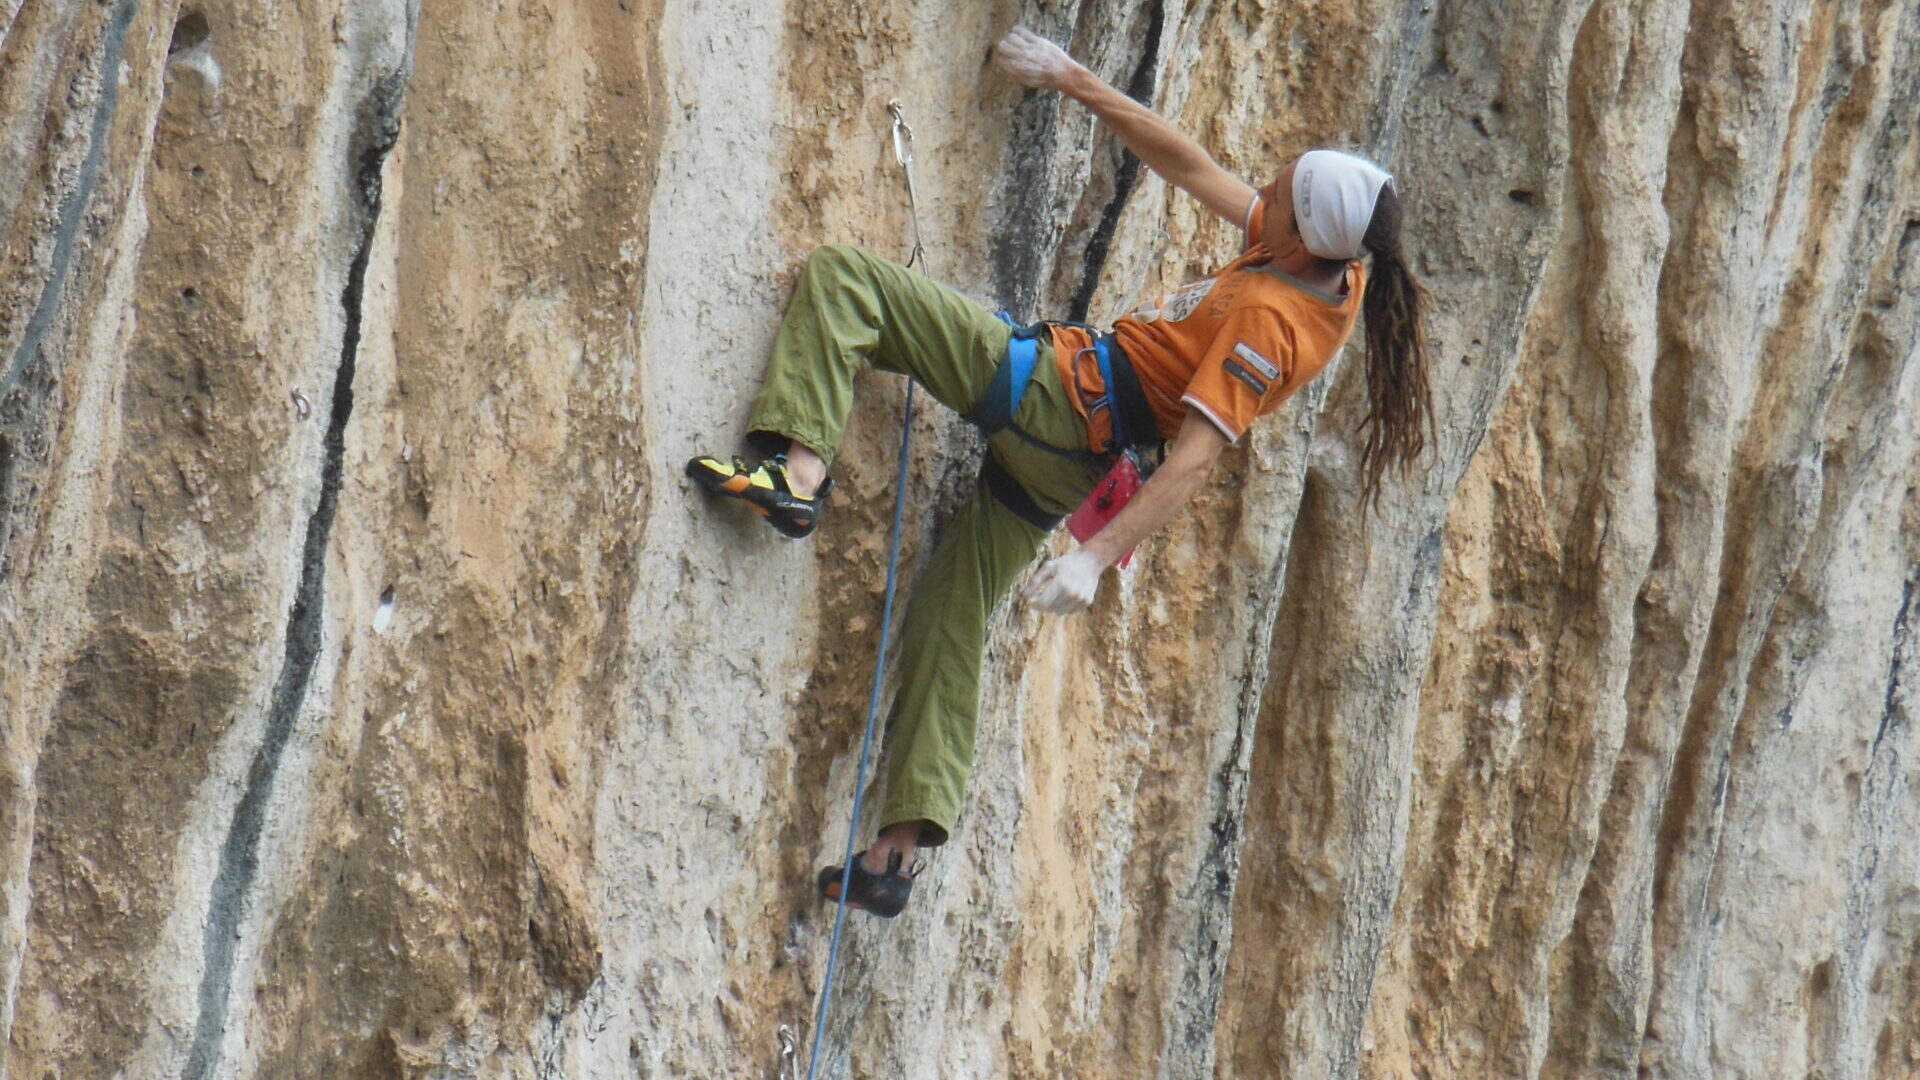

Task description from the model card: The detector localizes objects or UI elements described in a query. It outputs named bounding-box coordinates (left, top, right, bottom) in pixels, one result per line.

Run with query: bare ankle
left=863, top=821, right=926, bottom=874
left=783, top=444, right=827, bottom=499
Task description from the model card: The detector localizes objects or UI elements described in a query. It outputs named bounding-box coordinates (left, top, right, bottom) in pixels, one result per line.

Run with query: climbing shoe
left=684, top=454, right=833, bottom=539
left=817, top=849, right=919, bottom=918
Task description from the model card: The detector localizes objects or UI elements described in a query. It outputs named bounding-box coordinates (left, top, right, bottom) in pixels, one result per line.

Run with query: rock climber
left=687, top=25, right=1434, bottom=917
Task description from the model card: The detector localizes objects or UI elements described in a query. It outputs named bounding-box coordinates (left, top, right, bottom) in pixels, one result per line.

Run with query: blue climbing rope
left=800, top=99, right=925, bottom=1080
left=802, top=380, right=913, bottom=1080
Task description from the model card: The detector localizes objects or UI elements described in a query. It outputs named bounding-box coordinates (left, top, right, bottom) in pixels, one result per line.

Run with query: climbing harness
left=800, top=99, right=924, bottom=1080
left=960, top=313, right=1042, bottom=434
left=1069, top=334, right=1159, bottom=459
left=968, top=314, right=1158, bottom=457
left=972, top=320, right=1162, bottom=532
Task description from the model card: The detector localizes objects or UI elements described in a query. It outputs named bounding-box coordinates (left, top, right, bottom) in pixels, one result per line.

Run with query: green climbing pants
left=748, top=244, right=1101, bottom=847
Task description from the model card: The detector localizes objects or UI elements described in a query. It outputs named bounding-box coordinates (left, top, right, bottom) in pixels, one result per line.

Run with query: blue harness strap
left=962, top=312, right=1041, bottom=434
left=1091, top=335, right=1125, bottom=451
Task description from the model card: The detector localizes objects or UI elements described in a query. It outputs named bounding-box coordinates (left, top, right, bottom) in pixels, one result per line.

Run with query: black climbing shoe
left=684, top=454, right=833, bottom=539
left=817, top=849, right=918, bottom=918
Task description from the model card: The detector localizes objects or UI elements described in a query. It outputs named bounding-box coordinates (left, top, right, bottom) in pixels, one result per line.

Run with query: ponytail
left=1356, top=182, right=1434, bottom=509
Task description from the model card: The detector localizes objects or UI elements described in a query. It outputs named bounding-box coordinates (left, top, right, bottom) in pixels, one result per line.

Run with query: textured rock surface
left=2, top=0, right=1916, bottom=1077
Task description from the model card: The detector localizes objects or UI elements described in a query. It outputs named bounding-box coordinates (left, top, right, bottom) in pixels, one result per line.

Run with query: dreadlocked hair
left=1355, top=181, right=1434, bottom=509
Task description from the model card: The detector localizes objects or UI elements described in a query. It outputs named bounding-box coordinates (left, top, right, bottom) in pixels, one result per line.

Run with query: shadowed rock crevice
left=168, top=9, right=211, bottom=55
left=1876, top=578, right=1913, bottom=750
left=0, top=433, right=12, bottom=575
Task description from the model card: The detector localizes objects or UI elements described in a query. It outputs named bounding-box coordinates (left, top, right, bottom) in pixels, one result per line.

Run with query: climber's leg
left=694, top=245, right=1008, bottom=536
left=870, top=353, right=1101, bottom=854
left=871, top=474, right=1052, bottom=851
left=745, top=244, right=1011, bottom=469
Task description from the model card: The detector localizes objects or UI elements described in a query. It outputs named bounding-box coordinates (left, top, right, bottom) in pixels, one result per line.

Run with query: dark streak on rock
left=2, top=0, right=140, bottom=400
left=1066, top=0, right=1163, bottom=323
left=1873, top=578, right=1913, bottom=752
left=180, top=69, right=409, bottom=1080
left=0, top=434, right=12, bottom=567
left=991, top=90, right=1061, bottom=317
left=1894, top=220, right=1920, bottom=295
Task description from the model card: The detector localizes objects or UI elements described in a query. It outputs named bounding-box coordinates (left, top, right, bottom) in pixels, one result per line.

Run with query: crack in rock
left=3, top=0, right=140, bottom=400
left=1068, top=0, right=1164, bottom=324
left=180, top=68, right=410, bottom=1080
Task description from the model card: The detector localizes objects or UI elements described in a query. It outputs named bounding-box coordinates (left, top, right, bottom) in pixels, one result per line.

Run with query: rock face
left=2, top=0, right=1915, bottom=1076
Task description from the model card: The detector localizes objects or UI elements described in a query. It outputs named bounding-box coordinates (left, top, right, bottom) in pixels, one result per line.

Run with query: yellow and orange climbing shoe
left=684, top=454, right=833, bottom=539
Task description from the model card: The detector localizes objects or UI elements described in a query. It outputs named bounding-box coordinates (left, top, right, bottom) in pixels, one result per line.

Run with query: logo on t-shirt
left=1132, top=277, right=1215, bottom=324
left=1223, top=357, right=1269, bottom=394
left=1232, top=342, right=1280, bottom=381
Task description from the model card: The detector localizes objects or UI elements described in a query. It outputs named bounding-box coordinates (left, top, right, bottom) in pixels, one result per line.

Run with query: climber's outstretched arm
left=995, top=26, right=1256, bottom=228
left=1025, top=410, right=1229, bottom=614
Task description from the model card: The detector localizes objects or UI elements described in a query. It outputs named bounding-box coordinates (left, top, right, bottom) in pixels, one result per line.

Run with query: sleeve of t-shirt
left=1243, top=194, right=1265, bottom=251
left=1179, top=310, right=1295, bottom=442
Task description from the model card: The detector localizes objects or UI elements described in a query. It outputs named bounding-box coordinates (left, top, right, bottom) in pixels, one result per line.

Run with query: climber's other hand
left=1027, top=548, right=1103, bottom=615
left=994, top=25, right=1079, bottom=92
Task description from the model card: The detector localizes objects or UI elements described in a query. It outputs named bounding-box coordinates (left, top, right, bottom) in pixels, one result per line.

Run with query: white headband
left=1291, top=150, right=1393, bottom=261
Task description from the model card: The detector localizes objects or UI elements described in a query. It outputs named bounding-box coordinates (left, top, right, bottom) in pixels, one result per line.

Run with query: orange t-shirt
left=1051, top=196, right=1364, bottom=449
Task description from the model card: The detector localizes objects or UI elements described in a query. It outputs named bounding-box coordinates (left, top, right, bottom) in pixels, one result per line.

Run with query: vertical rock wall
left=1, top=1, right=1915, bottom=1078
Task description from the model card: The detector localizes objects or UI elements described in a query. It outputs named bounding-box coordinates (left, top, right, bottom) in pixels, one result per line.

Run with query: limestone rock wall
left=1, top=1, right=1915, bottom=1078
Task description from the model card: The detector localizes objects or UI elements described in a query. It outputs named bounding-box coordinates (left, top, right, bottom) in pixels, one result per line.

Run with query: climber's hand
left=994, top=25, right=1081, bottom=92
left=1027, top=548, right=1104, bottom=615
